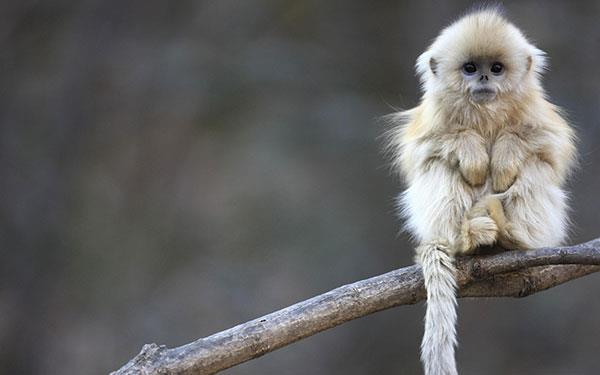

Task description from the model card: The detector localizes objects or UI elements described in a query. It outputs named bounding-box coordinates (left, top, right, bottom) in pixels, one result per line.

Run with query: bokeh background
left=2, top=1, right=599, bottom=374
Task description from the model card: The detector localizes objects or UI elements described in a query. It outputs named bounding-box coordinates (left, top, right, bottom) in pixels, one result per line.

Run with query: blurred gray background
left=2, top=1, right=599, bottom=374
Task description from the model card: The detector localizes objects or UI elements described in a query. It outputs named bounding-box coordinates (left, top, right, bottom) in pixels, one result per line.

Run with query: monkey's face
left=417, top=12, right=546, bottom=107
left=460, top=59, right=506, bottom=103
left=426, top=52, right=530, bottom=106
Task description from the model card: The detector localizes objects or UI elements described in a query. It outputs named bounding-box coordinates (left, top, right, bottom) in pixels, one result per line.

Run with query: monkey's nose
left=479, top=75, right=489, bottom=81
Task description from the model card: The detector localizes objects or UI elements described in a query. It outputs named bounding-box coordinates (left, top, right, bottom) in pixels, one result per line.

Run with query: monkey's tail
left=418, top=241, right=459, bottom=375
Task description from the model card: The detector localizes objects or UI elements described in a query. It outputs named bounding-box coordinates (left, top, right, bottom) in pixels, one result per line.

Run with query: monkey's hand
left=449, top=131, right=489, bottom=187
left=456, top=196, right=502, bottom=255
left=491, top=132, right=528, bottom=192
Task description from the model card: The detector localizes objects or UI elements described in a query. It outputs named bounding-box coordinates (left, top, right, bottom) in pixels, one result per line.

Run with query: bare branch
left=111, top=238, right=600, bottom=375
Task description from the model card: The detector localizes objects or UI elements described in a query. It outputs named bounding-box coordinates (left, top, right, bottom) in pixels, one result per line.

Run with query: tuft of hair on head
left=462, top=2, right=507, bottom=19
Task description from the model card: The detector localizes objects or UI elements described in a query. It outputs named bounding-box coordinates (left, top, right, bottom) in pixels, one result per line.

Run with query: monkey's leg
left=401, top=161, right=497, bottom=257
left=497, top=158, right=569, bottom=249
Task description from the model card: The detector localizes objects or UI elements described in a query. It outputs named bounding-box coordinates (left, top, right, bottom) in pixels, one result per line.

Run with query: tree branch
left=111, top=238, right=600, bottom=375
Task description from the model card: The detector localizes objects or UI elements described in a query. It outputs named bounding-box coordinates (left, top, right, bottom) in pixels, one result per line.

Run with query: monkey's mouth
left=471, top=87, right=497, bottom=103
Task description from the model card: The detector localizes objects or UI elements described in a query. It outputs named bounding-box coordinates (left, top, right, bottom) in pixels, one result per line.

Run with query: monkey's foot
left=457, top=196, right=508, bottom=254
left=458, top=216, right=498, bottom=254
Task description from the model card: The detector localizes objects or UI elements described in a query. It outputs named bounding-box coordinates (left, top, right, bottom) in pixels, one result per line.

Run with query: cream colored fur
left=387, top=9, right=576, bottom=375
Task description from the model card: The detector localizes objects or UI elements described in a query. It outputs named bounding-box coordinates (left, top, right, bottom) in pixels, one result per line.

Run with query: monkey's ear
left=429, top=58, right=438, bottom=75
left=526, top=56, right=533, bottom=71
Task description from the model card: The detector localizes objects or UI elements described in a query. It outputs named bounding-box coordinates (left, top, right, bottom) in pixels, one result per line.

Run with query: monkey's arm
left=497, top=123, right=576, bottom=249
left=398, top=122, right=489, bottom=187
left=490, top=130, right=530, bottom=193
left=439, top=129, right=489, bottom=187
left=492, top=104, right=576, bottom=193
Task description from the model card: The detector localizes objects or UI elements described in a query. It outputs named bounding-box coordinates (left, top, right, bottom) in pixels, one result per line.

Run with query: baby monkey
left=387, top=9, right=576, bottom=375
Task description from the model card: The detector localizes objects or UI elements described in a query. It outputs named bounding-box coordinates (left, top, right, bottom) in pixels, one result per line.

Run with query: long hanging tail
left=418, top=241, right=459, bottom=375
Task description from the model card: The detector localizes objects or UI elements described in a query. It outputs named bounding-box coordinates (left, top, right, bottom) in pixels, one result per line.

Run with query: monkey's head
left=416, top=9, right=546, bottom=106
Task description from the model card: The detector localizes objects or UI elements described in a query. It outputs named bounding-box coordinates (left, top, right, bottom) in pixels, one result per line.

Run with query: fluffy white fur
left=418, top=241, right=458, bottom=375
left=387, top=9, right=576, bottom=375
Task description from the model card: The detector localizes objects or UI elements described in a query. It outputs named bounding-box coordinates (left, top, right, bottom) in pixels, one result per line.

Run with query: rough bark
left=112, top=238, right=600, bottom=375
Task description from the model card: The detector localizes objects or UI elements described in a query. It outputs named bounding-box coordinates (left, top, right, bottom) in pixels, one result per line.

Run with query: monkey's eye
left=462, top=62, right=477, bottom=74
left=490, top=62, right=504, bottom=74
